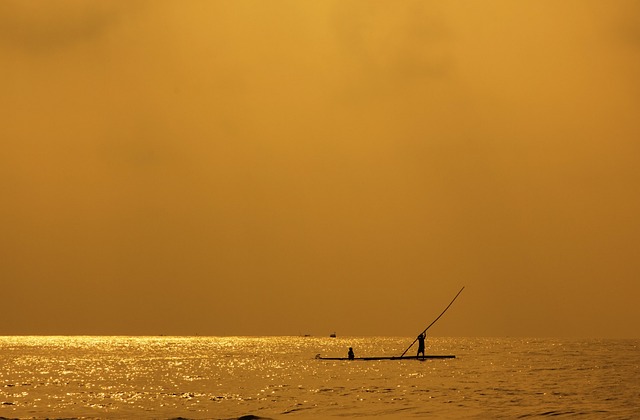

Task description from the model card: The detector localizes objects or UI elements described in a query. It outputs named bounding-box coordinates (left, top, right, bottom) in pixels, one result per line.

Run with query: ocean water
left=1, top=336, right=638, bottom=419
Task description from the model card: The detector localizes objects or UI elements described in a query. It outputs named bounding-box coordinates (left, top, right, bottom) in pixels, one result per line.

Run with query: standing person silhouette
left=348, top=347, right=355, bottom=360
left=417, top=333, right=426, bottom=358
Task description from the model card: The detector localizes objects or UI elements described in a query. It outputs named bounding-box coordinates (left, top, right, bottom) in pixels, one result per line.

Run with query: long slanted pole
left=400, top=286, right=465, bottom=357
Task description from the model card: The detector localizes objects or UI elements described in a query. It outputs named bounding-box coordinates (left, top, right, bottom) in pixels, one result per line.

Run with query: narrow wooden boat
left=315, top=354, right=455, bottom=361
left=315, top=287, right=464, bottom=363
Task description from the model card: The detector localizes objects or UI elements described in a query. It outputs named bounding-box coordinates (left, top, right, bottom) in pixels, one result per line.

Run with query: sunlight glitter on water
left=1, top=336, right=639, bottom=419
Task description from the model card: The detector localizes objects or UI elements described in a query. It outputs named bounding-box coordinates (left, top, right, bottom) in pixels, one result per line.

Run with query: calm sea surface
left=1, top=336, right=638, bottom=419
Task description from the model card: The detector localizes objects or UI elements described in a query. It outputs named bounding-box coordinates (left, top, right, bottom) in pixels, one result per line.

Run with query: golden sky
left=2, top=0, right=639, bottom=337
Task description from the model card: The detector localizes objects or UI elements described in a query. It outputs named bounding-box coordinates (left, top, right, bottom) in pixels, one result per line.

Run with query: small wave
left=169, top=416, right=272, bottom=420
left=281, top=403, right=315, bottom=415
left=518, top=409, right=610, bottom=418
left=517, top=410, right=575, bottom=418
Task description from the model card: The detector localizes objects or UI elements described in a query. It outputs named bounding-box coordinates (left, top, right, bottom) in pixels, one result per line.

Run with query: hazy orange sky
left=2, top=1, right=639, bottom=338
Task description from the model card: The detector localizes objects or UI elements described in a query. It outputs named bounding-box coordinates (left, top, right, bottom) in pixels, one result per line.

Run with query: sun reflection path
left=0, top=335, right=468, bottom=418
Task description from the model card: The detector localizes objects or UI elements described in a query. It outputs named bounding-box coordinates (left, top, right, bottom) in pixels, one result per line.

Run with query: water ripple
left=0, top=336, right=638, bottom=419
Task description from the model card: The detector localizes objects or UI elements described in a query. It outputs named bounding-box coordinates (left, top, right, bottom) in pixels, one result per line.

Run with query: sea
left=1, top=336, right=638, bottom=419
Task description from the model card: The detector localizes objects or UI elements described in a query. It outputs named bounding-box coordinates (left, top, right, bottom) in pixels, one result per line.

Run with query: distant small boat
left=316, top=354, right=455, bottom=361
left=329, top=332, right=336, bottom=338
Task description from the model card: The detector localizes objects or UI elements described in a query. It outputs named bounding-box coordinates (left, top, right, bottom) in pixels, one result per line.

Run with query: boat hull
left=315, top=355, right=455, bottom=361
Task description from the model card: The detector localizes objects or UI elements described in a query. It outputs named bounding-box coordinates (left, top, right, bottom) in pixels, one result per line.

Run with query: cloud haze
left=1, top=1, right=639, bottom=337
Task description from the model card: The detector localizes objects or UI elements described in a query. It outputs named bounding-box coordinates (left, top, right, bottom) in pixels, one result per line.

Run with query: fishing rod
left=399, top=286, right=465, bottom=357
